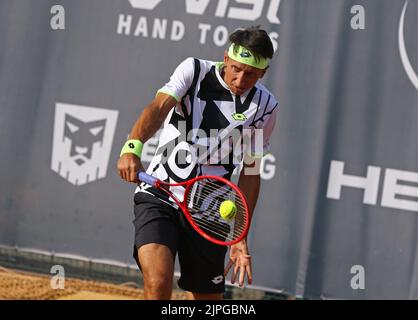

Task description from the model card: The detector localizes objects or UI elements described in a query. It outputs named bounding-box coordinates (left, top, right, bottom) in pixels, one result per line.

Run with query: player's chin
left=234, top=88, right=246, bottom=95
left=231, top=86, right=247, bottom=95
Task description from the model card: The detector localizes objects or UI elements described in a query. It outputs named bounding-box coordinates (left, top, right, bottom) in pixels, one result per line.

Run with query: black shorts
left=132, top=192, right=228, bottom=293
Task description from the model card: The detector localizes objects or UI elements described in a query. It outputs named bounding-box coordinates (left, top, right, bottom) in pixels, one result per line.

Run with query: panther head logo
left=51, top=103, right=119, bottom=186
left=64, top=114, right=107, bottom=166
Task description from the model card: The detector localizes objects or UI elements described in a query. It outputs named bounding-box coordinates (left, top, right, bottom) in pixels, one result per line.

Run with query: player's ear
left=224, top=51, right=229, bottom=64
left=259, top=66, right=269, bottom=79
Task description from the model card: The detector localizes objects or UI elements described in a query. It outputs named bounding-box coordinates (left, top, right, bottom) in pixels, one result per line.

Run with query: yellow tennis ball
left=219, top=200, right=237, bottom=220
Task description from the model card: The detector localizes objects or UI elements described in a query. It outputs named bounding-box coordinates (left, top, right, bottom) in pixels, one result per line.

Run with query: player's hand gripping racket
left=138, top=172, right=250, bottom=246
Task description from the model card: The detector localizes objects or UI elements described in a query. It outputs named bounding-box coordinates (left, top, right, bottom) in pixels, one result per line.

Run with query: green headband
left=227, top=44, right=269, bottom=70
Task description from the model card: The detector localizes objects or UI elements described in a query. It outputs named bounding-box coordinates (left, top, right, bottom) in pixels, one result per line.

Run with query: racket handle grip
left=137, top=172, right=158, bottom=187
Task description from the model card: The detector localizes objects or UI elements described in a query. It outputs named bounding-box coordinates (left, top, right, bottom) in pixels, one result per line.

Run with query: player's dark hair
left=229, top=26, right=274, bottom=61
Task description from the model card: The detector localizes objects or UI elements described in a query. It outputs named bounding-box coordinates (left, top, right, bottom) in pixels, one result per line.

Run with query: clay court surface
left=0, top=266, right=186, bottom=300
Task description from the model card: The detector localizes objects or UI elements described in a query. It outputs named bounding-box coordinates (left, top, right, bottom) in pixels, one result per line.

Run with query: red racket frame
left=147, top=174, right=250, bottom=246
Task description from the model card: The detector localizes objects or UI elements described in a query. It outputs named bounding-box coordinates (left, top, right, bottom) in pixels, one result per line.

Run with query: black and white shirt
left=136, top=57, right=278, bottom=205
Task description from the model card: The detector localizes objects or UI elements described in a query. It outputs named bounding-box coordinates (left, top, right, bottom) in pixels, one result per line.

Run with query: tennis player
left=117, top=26, right=278, bottom=300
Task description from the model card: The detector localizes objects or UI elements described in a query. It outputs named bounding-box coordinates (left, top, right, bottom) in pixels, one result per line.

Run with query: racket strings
left=187, top=181, right=247, bottom=212
left=188, top=183, right=245, bottom=215
left=187, top=181, right=247, bottom=217
left=188, top=207, right=246, bottom=232
left=192, top=212, right=246, bottom=242
left=190, top=213, right=232, bottom=234
left=194, top=220, right=235, bottom=241
left=192, top=215, right=246, bottom=239
left=185, top=179, right=248, bottom=242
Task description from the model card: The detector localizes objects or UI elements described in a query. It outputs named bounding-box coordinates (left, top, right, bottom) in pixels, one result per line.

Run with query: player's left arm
left=224, top=157, right=261, bottom=287
left=238, top=157, right=261, bottom=225
left=224, top=95, right=278, bottom=287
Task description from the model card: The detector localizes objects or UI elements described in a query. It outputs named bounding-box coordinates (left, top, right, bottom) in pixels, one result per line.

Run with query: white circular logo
left=399, top=0, right=418, bottom=91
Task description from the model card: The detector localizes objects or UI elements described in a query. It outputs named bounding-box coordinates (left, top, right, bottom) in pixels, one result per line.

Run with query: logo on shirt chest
left=231, top=112, right=247, bottom=121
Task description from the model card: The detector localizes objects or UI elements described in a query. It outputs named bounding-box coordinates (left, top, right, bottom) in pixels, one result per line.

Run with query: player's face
left=222, top=53, right=267, bottom=95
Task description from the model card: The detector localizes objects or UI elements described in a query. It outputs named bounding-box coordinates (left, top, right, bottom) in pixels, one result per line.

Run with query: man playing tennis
left=117, top=26, right=278, bottom=300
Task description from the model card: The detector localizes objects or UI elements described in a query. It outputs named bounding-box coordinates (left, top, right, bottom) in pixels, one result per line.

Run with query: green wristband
left=120, top=139, right=143, bottom=158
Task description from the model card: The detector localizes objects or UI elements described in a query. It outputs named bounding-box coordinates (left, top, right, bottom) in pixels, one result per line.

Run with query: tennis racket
left=137, top=171, right=250, bottom=246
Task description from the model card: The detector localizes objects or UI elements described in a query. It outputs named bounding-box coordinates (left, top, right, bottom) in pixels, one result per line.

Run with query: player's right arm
left=117, top=93, right=177, bottom=183
left=117, top=57, right=196, bottom=183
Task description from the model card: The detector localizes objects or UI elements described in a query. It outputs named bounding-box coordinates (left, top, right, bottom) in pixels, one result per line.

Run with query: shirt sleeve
left=157, top=57, right=195, bottom=102
left=247, top=96, right=278, bottom=158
